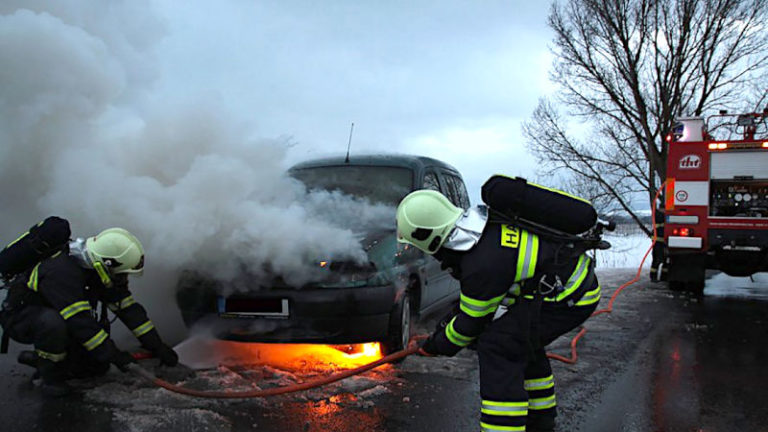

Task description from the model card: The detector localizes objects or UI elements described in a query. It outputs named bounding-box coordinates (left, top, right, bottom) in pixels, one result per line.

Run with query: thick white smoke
left=0, top=2, right=393, bottom=344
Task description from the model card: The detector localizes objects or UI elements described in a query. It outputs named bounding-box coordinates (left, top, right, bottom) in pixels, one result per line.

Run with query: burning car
left=175, top=155, right=469, bottom=353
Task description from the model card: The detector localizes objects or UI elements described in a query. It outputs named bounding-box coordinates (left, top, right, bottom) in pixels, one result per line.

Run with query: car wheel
left=383, top=293, right=412, bottom=356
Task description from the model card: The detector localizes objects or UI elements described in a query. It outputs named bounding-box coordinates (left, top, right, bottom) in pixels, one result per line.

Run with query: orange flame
left=198, top=341, right=385, bottom=372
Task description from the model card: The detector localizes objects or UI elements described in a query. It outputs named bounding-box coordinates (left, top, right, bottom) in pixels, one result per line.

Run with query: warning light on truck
left=672, top=228, right=693, bottom=237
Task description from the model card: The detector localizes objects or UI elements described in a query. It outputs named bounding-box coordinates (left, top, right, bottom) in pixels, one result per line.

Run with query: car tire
left=383, top=292, right=412, bottom=357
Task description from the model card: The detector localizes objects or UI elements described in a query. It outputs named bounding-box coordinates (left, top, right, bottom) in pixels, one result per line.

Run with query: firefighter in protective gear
left=1, top=227, right=178, bottom=397
left=397, top=189, right=600, bottom=432
left=650, top=204, right=667, bottom=282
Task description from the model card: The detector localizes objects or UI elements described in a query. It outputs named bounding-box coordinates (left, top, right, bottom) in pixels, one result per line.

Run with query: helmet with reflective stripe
left=396, top=190, right=463, bottom=254
left=85, top=228, right=145, bottom=275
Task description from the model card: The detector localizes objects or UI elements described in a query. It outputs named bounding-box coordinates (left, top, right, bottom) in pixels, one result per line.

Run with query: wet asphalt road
left=1, top=269, right=767, bottom=432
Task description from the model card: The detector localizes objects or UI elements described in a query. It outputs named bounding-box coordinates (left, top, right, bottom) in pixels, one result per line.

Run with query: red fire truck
left=663, top=110, right=768, bottom=292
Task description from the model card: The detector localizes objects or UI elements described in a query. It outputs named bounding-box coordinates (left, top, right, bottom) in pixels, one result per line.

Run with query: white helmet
left=85, top=228, right=145, bottom=276
left=396, top=190, right=463, bottom=254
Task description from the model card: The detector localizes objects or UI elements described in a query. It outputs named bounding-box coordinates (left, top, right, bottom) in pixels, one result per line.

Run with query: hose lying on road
left=546, top=184, right=664, bottom=364
left=129, top=345, right=420, bottom=399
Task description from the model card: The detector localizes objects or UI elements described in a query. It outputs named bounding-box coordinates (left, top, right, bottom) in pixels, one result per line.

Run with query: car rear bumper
left=181, top=283, right=401, bottom=343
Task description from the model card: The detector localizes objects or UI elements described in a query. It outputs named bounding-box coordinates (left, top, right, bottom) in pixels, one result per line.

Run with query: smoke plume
left=0, top=2, right=392, bottom=344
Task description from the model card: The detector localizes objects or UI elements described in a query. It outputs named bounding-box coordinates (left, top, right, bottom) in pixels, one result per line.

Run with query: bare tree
left=524, top=0, right=768, bottom=236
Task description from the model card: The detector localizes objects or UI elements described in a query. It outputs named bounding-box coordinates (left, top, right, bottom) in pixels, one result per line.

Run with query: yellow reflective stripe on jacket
left=108, top=296, right=136, bottom=312
left=528, top=394, right=557, bottom=410
left=445, top=317, right=474, bottom=347
left=480, top=400, right=528, bottom=417
left=35, top=349, right=67, bottom=362
left=459, top=293, right=506, bottom=318
left=59, top=301, right=91, bottom=320
left=25, top=251, right=62, bottom=292
left=524, top=375, right=555, bottom=391
left=27, top=263, right=41, bottom=291
left=132, top=320, right=155, bottom=338
left=514, top=230, right=539, bottom=282
left=548, top=254, right=591, bottom=302
left=83, top=329, right=108, bottom=351
left=575, top=285, right=601, bottom=306
left=480, top=422, right=525, bottom=431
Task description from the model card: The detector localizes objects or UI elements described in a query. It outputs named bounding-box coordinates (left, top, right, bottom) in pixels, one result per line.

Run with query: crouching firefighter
left=396, top=177, right=604, bottom=432
left=0, top=219, right=178, bottom=397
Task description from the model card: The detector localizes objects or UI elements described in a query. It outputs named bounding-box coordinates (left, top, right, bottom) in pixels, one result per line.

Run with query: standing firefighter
left=0, top=218, right=178, bottom=397
left=396, top=177, right=603, bottom=432
left=650, top=202, right=667, bottom=282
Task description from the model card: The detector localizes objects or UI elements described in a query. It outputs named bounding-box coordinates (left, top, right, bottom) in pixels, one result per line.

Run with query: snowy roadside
left=594, top=233, right=652, bottom=270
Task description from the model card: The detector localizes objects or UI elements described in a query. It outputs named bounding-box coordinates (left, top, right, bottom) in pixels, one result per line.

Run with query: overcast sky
left=150, top=1, right=556, bottom=204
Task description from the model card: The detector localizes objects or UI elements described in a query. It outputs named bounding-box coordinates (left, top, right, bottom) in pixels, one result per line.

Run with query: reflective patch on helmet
left=411, top=228, right=433, bottom=241
left=428, top=236, right=442, bottom=252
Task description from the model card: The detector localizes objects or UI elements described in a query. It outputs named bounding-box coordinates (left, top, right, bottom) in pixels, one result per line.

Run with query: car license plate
left=218, top=297, right=289, bottom=318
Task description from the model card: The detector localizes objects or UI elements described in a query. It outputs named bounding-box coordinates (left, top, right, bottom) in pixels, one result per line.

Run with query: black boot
left=18, top=350, right=41, bottom=379
left=527, top=416, right=555, bottom=432
left=17, top=350, right=38, bottom=368
left=38, top=359, right=72, bottom=398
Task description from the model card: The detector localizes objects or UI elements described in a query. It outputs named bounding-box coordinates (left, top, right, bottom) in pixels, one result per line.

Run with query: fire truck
left=663, top=110, right=768, bottom=292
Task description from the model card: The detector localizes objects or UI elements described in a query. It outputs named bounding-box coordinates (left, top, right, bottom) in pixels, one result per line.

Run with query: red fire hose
left=130, top=345, right=420, bottom=399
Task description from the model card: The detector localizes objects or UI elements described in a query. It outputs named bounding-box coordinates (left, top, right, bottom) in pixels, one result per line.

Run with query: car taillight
left=763, top=141, right=768, bottom=148
left=672, top=228, right=693, bottom=237
left=708, top=143, right=728, bottom=150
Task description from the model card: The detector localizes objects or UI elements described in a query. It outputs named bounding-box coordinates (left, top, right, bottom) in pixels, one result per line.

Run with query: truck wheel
left=383, top=293, right=412, bottom=357
left=687, top=279, right=705, bottom=295
left=666, top=254, right=706, bottom=295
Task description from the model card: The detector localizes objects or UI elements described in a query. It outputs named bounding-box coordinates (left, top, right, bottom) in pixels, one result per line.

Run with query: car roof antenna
left=345, top=122, right=354, bottom=164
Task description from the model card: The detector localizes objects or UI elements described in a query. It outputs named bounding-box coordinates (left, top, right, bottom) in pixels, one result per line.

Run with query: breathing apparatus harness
left=488, top=207, right=615, bottom=301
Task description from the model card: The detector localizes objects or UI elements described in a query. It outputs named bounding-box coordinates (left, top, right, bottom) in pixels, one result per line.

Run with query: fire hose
left=129, top=345, right=420, bottom=399
left=131, top=185, right=664, bottom=396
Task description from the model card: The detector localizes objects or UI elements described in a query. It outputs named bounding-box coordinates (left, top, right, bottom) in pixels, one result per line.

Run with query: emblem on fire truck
left=679, top=154, right=701, bottom=169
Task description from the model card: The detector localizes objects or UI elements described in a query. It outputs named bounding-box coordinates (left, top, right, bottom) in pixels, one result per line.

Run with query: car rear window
left=291, top=166, right=414, bottom=205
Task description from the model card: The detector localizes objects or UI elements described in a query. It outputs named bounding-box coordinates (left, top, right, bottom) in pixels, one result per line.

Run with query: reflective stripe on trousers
left=480, top=400, right=527, bottom=432
left=526, top=373, right=557, bottom=412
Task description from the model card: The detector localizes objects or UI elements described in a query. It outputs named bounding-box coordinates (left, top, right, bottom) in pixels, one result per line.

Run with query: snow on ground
left=593, top=233, right=653, bottom=270
left=705, top=272, right=768, bottom=300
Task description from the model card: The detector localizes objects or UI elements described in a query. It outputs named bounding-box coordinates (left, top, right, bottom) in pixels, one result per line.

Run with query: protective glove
left=111, top=350, right=137, bottom=372
left=418, top=335, right=438, bottom=357
left=154, top=344, right=179, bottom=367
